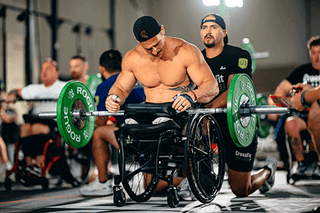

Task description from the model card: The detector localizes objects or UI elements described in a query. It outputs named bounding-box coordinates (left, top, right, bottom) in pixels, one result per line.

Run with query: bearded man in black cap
left=188, top=13, right=277, bottom=198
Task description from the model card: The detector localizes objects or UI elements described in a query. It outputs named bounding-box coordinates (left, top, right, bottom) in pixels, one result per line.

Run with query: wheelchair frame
left=4, top=131, right=95, bottom=190
left=112, top=104, right=226, bottom=208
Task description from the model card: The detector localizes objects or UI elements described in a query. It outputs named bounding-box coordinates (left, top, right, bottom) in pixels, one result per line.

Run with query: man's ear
left=99, top=65, right=104, bottom=73
left=223, top=29, right=227, bottom=38
left=160, top=25, right=165, bottom=36
left=84, top=63, right=89, bottom=71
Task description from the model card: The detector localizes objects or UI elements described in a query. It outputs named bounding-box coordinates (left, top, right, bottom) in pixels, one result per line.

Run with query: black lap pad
left=125, top=103, right=176, bottom=117
left=121, top=120, right=182, bottom=140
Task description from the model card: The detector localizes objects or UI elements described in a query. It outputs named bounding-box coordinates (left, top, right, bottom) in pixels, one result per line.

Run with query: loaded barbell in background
left=38, top=74, right=290, bottom=149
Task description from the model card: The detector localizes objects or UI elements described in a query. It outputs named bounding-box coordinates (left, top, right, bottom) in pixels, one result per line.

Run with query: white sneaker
left=5, top=161, right=12, bottom=170
left=152, top=117, right=173, bottom=124
left=177, top=178, right=196, bottom=201
left=79, top=178, right=113, bottom=197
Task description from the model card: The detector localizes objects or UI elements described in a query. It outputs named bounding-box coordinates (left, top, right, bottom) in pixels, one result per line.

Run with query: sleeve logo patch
left=238, top=58, right=248, bottom=69
left=95, top=96, right=99, bottom=105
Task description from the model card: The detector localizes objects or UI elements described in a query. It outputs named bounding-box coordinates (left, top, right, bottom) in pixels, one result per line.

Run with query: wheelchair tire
left=5, top=177, right=12, bottom=191
left=41, top=177, right=49, bottom=190
left=113, top=188, right=126, bottom=207
left=167, top=188, right=179, bottom=208
left=59, top=138, right=95, bottom=185
left=184, top=113, right=225, bottom=203
left=118, top=132, right=160, bottom=202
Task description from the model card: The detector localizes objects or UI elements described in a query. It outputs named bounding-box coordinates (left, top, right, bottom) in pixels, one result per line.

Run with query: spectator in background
left=6, top=58, right=67, bottom=176
left=268, top=35, right=320, bottom=179
left=79, top=49, right=145, bottom=196
left=69, top=55, right=89, bottom=84
left=0, top=90, right=14, bottom=171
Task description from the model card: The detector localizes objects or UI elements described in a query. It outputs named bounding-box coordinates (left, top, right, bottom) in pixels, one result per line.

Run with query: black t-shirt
left=202, top=45, right=252, bottom=102
left=286, top=63, right=320, bottom=87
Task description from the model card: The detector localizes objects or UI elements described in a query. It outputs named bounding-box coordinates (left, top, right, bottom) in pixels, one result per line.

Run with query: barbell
left=38, top=74, right=290, bottom=148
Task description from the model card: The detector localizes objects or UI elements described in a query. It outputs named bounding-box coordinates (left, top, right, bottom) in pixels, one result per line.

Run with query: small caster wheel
left=5, top=177, right=12, bottom=191
left=167, top=188, right=179, bottom=208
left=114, top=188, right=126, bottom=207
left=41, top=177, right=49, bottom=190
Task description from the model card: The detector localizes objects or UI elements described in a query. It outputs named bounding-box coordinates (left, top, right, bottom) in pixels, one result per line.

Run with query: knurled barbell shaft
left=38, top=106, right=290, bottom=119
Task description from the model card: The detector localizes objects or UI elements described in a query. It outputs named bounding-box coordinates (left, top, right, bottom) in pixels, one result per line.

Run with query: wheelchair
left=278, top=110, right=319, bottom=184
left=4, top=121, right=95, bottom=191
left=112, top=104, right=226, bottom=208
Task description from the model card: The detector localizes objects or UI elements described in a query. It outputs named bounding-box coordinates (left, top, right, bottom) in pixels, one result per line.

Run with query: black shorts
left=126, top=102, right=190, bottom=128
left=212, top=113, right=257, bottom=172
left=20, top=134, right=54, bottom=158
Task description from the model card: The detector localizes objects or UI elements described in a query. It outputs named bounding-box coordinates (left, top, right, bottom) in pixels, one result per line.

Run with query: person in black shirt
left=192, top=14, right=277, bottom=197
left=268, top=36, right=320, bottom=179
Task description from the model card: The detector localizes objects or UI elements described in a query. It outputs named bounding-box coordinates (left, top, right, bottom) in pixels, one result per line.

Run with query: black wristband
left=173, top=93, right=195, bottom=107
left=300, top=91, right=311, bottom=108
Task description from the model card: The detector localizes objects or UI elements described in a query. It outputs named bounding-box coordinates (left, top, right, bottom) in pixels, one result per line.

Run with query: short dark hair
left=71, top=55, right=87, bottom=64
left=307, top=36, right=320, bottom=49
left=99, top=50, right=122, bottom=72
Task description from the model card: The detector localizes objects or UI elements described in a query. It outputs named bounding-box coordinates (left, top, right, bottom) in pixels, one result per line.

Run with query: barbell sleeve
left=85, top=110, right=125, bottom=117
left=247, top=105, right=290, bottom=114
left=38, top=112, right=57, bottom=119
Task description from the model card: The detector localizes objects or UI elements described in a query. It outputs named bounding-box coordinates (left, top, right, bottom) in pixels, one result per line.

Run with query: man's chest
left=133, top=60, right=187, bottom=87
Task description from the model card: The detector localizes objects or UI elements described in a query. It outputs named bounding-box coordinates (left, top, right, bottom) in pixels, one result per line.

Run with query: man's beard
left=204, top=41, right=215, bottom=48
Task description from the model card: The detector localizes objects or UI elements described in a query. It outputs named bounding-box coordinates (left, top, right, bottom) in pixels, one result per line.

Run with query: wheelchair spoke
left=185, top=114, right=225, bottom=203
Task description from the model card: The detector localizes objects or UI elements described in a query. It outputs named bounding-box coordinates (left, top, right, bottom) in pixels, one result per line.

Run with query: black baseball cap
left=201, top=14, right=228, bottom=44
left=133, top=16, right=161, bottom=42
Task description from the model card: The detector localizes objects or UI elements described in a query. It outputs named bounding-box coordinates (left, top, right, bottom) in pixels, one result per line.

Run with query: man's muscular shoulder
left=170, top=38, right=202, bottom=62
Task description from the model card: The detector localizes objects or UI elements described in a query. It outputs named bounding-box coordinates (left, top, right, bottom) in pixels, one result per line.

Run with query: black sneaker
left=26, top=166, right=42, bottom=177
left=292, top=161, right=308, bottom=180
left=305, top=161, right=318, bottom=177
left=259, top=156, right=277, bottom=194
left=312, top=165, right=320, bottom=180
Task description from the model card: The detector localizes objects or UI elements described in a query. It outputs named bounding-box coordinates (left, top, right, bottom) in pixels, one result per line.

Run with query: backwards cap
left=133, top=16, right=161, bottom=42
left=201, top=14, right=228, bottom=44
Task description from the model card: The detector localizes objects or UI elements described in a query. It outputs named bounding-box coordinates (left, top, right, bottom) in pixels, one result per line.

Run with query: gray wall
left=0, top=0, right=319, bottom=94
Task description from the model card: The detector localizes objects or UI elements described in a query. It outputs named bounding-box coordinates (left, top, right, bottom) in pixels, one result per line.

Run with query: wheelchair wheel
left=60, top=139, right=95, bottom=185
left=41, top=177, right=49, bottom=190
left=113, top=187, right=126, bottom=207
left=119, top=132, right=160, bottom=202
left=184, top=113, right=225, bottom=203
left=5, top=177, right=12, bottom=191
left=167, top=187, right=179, bottom=208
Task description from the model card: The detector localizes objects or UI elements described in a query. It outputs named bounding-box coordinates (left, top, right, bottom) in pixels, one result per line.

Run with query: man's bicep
left=186, top=46, right=215, bottom=86
left=112, top=69, right=137, bottom=95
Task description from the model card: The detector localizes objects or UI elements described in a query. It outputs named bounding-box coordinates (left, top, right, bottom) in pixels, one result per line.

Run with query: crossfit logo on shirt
left=238, top=58, right=248, bottom=69
left=215, top=74, right=224, bottom=83
left=235, top=150, right=252, bottom=162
